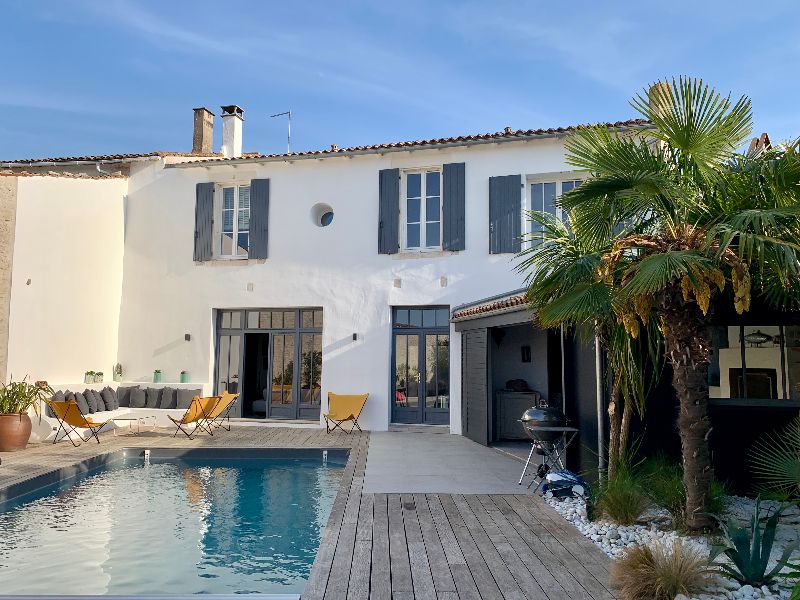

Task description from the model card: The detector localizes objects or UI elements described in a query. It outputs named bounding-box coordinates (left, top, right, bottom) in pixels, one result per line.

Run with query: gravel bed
left=545, top=495, right=799, bottom=599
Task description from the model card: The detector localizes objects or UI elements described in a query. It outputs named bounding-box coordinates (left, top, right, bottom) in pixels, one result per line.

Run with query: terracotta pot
left=0, top=413, right=32, bottom=451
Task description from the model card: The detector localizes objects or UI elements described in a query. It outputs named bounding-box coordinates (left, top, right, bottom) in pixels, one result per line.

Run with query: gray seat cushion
left=101, top=387, right=118, bottom=410
left=176, top=388, right=201, bottom=410
left=145, top=388, right=161, bottom=409
left=74, top=392, right=91, bottom=415
left=159, top=387, right=176, bottom=409
left=117, top=386, right=136, bottom=407
left=129, top=388, right=146, bottom=408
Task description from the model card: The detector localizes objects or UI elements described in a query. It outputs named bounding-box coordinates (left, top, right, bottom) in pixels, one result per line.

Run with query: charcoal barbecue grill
left=518, top=407, right=578, bottom=491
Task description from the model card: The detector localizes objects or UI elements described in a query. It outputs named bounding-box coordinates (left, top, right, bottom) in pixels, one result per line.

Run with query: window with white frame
left=527, top=176, right=583, bottom=234
left=402, top=169, right=441, bottom=251
left=218, top=184, right=250, bottom=257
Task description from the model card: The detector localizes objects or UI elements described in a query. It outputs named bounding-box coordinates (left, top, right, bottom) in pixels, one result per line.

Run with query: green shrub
left=610, top=540, right=711, bottom=600
left=640, top=455, right=729, bottom=530
left=710, top=497, right=798, bottom=586
left=750, top=416, right=800, bottom=498
left=594, top=467, right=651, bottom=525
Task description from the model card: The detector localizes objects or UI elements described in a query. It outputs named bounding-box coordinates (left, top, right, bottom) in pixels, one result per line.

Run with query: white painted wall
left=7, top=176, right=127, bottom=384
left=117, top=138, right=575, bottom=431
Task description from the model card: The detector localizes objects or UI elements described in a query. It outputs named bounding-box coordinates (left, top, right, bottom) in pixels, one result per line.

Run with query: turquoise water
left=0, top=455, right=343, bottom=595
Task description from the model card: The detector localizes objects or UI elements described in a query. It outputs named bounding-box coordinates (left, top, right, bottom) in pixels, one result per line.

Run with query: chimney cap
left=221, top=105, right=244, bottom=119
left=193, top=107, right=215, bottom=116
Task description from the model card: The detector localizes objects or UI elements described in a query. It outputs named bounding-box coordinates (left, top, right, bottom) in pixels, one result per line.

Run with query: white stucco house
left=0, top=106, right=648, bottom=448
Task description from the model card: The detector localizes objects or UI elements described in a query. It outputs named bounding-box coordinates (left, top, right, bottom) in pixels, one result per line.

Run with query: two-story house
left=0, top=106, right=650, bottom=471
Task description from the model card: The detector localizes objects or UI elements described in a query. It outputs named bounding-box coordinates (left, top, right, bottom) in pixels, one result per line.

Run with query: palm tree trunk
left=607, top=378, right=622, bottom=479
left=661, top=290, right=714, bottom=531
left=618, top=388, right=634, bottom=466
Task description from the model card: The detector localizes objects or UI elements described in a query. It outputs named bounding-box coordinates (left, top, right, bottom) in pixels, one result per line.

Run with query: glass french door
left=392, top=307, right=450, bottom=424
left=216, top=332, right=242, bottom=417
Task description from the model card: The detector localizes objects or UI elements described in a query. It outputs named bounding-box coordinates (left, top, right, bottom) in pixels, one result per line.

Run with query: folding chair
left=168, top=396, right=219, bottom=439
left=47, top=399, right=111, bottom=446
left=324, top=393, right=368, bottom=434
left=205, top=391, right=239, bottom=432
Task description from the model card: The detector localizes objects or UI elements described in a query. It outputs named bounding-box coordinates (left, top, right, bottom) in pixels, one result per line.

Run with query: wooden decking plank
left=414, top=493, right=457, bottom=594
left=401, top=495, right=437, bottom=600
left=426, top=494, right=466, bottom=566
left=370, top=493, right=392, bottom=600
left=489, top=496, right=593, bottom=600
left=346, top=539, right=372, bottom=600
left=438, top=494, right=507, bottom=600
left=462, top=495, right=551, bottom=600
left=449, top=494, right=526, bottom=600
left=504, top=496, right=613, bottom=600
left=476, top=496, right=574, bottom=600
left=324, top=522, right=358, bottom=600
left=355, top=493, right=374, bottom=542
left=449, top=563, right=484, bottom=600
left=387, top=494, right=414, bottom=593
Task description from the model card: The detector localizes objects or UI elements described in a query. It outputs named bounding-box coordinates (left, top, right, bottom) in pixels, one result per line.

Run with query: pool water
left=0, top=453, right=344, bottom=595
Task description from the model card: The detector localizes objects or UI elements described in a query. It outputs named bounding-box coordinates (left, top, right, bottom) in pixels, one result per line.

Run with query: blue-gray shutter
left=442, top=162, right=465, bottom=251
left=378, top=168, right=400, bottom=254
left=194, top=182, right=214, bottom=261
left=248, top=179, right=269, bottom=259
left=489, top=174, right=522, bottom=254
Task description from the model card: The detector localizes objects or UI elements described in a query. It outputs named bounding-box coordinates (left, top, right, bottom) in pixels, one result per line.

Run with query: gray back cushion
left=159, top=387, right=176, bottom=409
left=117, top=386, right=136, bottom=407
left=145, top=388, right=161, bottom=409
left=91, top=389, right=106, bottom=412
left=83, top=389, right=97, bottom=412
left=74, top=392, right=91, bottom=415
left=129, top=388, right=146, bottom=408
left=47, top=390, right=66, bottom=417
left=64, top=391, right=75, bottom=401
left=177, top=388, right=201, bottom=410
left=101, top=387, right=118, bottom=411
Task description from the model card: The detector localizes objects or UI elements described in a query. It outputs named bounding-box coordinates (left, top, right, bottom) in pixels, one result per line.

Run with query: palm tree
left=560, top=77, right=800, bottom=530
left=517, top=209, right=657, bottom=479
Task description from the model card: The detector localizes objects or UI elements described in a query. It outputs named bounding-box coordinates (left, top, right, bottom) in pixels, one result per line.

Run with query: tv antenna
left=270, top=111, right=291, bottom=153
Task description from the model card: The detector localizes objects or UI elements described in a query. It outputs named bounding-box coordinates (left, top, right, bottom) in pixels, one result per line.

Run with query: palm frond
left=618, top=250, right=711, bottom=299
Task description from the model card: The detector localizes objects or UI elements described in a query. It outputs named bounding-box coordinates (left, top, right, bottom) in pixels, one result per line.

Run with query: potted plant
left=153, top=369, right=162, bottom=383
left=180, top=370, right=189, bottom=383
left=113, top=363, right=123, bottom=382
left=95, top=371, right=104, bottom=383
left=84, top=371, right=95, bottom=384
left=0, top=378, right=52, bottom=451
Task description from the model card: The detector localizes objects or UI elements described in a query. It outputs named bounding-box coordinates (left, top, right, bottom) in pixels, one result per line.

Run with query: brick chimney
left=192, top=107, right=214, bottom=154
left=221, top=105, right=244, bottom=158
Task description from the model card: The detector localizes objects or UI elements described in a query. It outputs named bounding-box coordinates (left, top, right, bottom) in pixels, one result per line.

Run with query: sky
left=2, top=0, right=799, bottom=160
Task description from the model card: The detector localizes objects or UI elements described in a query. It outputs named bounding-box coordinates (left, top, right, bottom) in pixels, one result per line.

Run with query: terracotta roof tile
left=452, top=292, right=528, bottom=321
left=173, top=118, right=651, bottom=166
left=0, top=151, right=220, bottom=165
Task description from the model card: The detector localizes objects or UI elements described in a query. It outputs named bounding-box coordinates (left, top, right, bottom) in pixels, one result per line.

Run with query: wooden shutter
left=378, top=168, right=400, bottom=254
left=462, top=328, right=489, bottom=445
left=442, top=162, right=465, bottom=251
left=194, top=182, right=214, bottom=261
left=489, top=174, right=522, bottom=254
left=248, top=179, right=270, bottom=259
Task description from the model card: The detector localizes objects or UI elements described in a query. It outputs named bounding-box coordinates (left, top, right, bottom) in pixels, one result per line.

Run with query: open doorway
left=242, top=333, right=270, bottom=418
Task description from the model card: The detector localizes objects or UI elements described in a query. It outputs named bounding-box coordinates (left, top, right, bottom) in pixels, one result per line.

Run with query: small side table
left=112, top=413, right=157, bottom=435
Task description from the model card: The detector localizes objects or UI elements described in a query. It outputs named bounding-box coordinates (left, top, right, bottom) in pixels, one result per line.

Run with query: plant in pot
left=180, top=370, right=189, bottom=383
left=95, top=371, right=104, bottom=383
left=0, top=378, right=53, bottom=451
left=113, top=363, right=123, bottom=382
left=84, top=371, right=94, bottom=384
left=153, top=369, right=162, bottom=383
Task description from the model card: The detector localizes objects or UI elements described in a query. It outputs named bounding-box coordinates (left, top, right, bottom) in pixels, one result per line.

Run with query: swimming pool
left=0, top=448, right=346, bottom=596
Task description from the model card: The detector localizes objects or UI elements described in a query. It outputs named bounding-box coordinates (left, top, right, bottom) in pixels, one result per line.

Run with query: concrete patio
left=0, top=425, right=615, bottom=600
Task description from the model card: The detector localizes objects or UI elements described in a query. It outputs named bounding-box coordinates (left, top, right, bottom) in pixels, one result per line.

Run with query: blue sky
left=2, top=0, right=798, bottom=159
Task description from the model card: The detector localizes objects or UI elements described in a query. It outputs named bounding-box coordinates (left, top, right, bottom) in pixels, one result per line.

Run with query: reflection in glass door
left=216, top=332, right=242, bottom=416
left=392, top=307, right=450, bottom=424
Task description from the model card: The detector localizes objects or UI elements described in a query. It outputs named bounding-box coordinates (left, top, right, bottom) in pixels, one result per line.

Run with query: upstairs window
left=526, top=176, right=583, bottom=242
left=402, top=169, right=441, bottom=251
left=218, top=184, right=250, bottom=257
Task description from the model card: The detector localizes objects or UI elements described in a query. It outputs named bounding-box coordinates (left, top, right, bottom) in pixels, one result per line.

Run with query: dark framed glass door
left=215, top=308, right=323, bottom=420
left=392, top=307, right=450, bottom=424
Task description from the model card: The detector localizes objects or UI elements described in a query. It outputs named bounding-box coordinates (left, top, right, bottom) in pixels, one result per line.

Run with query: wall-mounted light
left=185, top=334, right=191, bottom=342
left=352, top=333, right=358, bottom=341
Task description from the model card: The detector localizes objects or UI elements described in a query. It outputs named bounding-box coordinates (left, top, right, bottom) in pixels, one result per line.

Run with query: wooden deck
left=0, top=425, right=615, bottom=599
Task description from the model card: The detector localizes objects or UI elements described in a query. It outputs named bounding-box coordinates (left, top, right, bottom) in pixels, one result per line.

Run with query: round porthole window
left=311, top=203, right=334, bottom=227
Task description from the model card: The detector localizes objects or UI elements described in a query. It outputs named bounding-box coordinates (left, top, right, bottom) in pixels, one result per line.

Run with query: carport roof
left=451, top=289, right=529, bottom=322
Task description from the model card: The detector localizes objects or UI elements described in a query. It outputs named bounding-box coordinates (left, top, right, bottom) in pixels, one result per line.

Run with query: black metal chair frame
left=49, top=401, right=109, bottom=447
